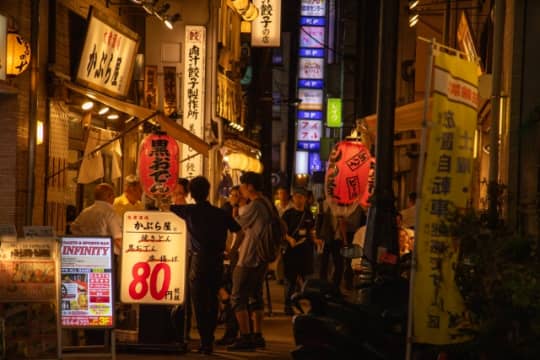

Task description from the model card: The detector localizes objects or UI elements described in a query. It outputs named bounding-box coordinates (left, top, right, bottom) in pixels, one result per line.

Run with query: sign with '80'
left=120, top=211, right=187, bottom=305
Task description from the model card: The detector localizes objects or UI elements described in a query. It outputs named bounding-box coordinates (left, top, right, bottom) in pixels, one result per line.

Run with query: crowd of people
left=67, top=172, right=416, bottom=354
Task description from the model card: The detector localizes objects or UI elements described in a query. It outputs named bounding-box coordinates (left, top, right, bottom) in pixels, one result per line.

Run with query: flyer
left=60, top=236, right=114, bottom=328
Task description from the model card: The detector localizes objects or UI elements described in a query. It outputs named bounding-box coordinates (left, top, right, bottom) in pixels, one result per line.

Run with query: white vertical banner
left=182, top=26, right=206, bottom=179
left=251, top=0, right=282, bottom=47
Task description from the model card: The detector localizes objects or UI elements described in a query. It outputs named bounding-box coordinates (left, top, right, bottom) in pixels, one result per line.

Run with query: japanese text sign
left=251, top=0, right=281, bottom=47
left=60, top=236, right=114, bottom=328
left=412, top=51, right=478, bottom=345
left=182, top=26, right=206, bottom=178
left=0, top=239, right=57, bottom=302
left=296, top=119, right=321, bottom=142
left=76, top=7, right=140, bottom=98
left=121, top=211, right=187, bottom=305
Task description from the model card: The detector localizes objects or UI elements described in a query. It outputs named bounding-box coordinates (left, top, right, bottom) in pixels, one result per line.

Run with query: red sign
left=325, top=140, right=375, bottom=210
left=139, top=133, right=179, bottom=199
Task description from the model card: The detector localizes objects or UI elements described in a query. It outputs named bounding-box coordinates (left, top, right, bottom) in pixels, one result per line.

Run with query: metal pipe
left=487, top=0, right=504, bottom=228
left=26, top=0, right=40, bottom=225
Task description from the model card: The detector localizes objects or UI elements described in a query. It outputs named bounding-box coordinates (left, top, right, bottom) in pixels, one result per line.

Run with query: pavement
left=75, top=278, right=298, bottom=360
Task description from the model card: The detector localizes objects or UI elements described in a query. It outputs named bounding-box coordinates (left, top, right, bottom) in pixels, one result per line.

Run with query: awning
left=64, top=81, right=210, bottom=157
left=365, top=98, right=432, bottom=136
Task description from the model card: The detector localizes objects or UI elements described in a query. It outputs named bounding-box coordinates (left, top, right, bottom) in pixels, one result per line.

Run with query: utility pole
left=363, top=0, right=400, bottom=277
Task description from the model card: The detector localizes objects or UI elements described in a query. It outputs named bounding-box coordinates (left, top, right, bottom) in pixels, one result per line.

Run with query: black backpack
left=256, top=197, right=287, bottom=263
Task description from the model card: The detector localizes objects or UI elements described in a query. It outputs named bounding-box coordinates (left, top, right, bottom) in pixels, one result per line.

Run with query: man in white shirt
left=113, top=174, right=144, bottom=218
left=71, top=183, right=123, bottom=255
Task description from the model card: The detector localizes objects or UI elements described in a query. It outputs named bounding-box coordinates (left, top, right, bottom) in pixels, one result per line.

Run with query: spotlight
left=164, top=13, right=181, bottom=30
left=154, top=3, right=170, bottom=20
left=408, top=14, right=419, bottom=27
left=81, top=101, right=94, bottom=111
left=107, top=114, right=119, bottom=120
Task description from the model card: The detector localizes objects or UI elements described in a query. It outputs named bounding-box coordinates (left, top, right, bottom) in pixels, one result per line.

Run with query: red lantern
left=139, top=132, right=179, bottom=200
left=324, top=140, right=375, bottom=216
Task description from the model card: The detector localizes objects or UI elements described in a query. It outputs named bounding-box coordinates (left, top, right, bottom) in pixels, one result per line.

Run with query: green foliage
left=444, top=208, right=540, bottom=358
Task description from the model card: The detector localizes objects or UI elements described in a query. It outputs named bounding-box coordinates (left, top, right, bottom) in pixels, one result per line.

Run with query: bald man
left=71, top=183, right=123, bottom=255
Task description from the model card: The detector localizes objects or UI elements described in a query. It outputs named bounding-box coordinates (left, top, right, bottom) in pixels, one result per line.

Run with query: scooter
left=290, top=248, right=410, bottom=360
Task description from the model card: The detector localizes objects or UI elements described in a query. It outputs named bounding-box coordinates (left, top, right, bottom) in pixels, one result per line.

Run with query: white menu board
left=120, top=211, right=187, bottom=305
left=60, top=236, right=114, bottom=328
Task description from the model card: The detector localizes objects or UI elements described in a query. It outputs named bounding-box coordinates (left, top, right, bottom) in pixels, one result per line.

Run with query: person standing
left=170, top=176, right=240, bottom=355
left=112, top=174, right=144, bottom=217
left=227, top=172, right=272, bottom=351
left=281, top=187, right=321, bottom=315
left=400, top=191, right=417, bottom=230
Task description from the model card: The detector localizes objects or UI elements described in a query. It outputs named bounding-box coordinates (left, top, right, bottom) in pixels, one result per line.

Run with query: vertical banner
left=251, top=0, right=281, bottom=47
left=163, top=66, right=177, bottom=117
left=121, top=211, right=187, bottom=304
left=144, top=65, right=158, bottom=110
left=412, top=51, right=478, bottom=344
left=182, top=26, right=206, bottom=179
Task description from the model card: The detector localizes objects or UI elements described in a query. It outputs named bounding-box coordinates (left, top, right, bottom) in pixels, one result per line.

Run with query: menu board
left=0, top=239, right=57, bottom=301
left=121, top=211, right=187, bottom=305
left=0, top=239, right=58, bottom=359
left=60, top=236, right=114, bottom=328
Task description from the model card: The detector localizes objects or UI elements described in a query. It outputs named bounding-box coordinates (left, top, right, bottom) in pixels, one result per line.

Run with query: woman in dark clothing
left=281, top=188, right=322, bottom=315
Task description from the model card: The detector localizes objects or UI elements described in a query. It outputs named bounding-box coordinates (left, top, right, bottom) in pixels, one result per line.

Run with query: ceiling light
left=409, top=14, right=419, bottom=27
left=98, top=106, right=110, bottom=115
left=81, top=101, right=94, bottom=111
left=408, top=0, right=419, bottom=10
left=164, top=13, right=181, bottom=30
left=107, top=114, right=119, bottom=120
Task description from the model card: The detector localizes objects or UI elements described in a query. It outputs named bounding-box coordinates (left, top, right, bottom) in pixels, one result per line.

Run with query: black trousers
left=189, top=254, right=223, bottom=347
left=319, top=240, right=344, bottom=291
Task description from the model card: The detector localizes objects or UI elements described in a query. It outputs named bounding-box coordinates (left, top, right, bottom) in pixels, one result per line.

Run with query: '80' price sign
left=120, top=211, right=187, bottom=305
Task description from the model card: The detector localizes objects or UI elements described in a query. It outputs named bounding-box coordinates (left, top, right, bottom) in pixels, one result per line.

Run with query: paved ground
left=70, top=278, right=298, bottom=359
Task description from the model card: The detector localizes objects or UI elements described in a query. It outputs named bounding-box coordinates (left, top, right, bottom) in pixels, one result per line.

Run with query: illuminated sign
left=298, top=110, right=323, bottom=120
left=76, top=7, right=140, bottom=98
left=182, top=26, right=206, bottom=179
left=299, top=48, right=324, bottom=58
left=298, top=79, right=324, bottom=89
left=327, top=98, right=342, bottom=128
left=300, top=16, right=326, bottom=26
left=251, top=0, right=281, bottom=47
left=297, top=119, right=322, bottom=141
left=297, top=141, right=321, bottom=151
left=301, top=0, right=326, bottom=16
left=121, top=211, right=187, bottom=305
left=298, top=89, right=324, bottom=110
left=299, top=58, right=324, bottom=79
left=300, top=26, right=325, bottom=48
left=60, top=236, right=114, bottom=328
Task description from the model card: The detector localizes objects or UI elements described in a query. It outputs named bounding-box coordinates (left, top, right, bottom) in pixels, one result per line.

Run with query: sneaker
left=251, top=332, right=266, bottom=348
left=215, top=336, right=236, bottom=346
left=227, top=335, right=255, bottom=352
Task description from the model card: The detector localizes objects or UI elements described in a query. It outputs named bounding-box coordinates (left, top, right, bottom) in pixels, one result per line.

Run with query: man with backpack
left=227, top=171, right=276, bottom=351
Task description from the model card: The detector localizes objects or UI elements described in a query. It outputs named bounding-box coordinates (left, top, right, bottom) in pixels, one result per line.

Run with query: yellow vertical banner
left=412, top=51, right=478, bottom=344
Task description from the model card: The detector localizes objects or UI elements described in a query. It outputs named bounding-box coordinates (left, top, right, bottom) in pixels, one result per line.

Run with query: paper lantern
left=139, top=132, right=179, bottom=200
left=324, top=140, right=375, bottom=216
left=6, top=33, right=31, bottom=76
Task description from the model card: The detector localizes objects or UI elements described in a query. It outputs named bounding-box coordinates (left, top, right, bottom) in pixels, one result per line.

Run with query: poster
left=412, top=51, right=478, bottom=344
left=0, top=239, right=58, bottom=359
left=121, top=211, right=187, bottom=305
left=60, top=236, right=114, bottom=328
left=163, top=66, right=177, bottom=117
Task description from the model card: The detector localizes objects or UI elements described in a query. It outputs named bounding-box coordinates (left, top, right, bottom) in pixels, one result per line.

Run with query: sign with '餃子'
left=251, top=0, right=281, bottom=47
left=76, top=7, right=140, bottom=98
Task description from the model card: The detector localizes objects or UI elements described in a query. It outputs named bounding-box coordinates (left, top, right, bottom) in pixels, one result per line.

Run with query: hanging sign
left=139, top=132, right=179, bottom=200
left=76, top=7, right=140, bottom=98
left=327, top=98, right=342, bottom=128
left=60, top=236, right=114, bottom=328
left=163, top=66, right=177, bottom=116
left=121, top=211, right=187, bottom=304
left=182, top=26, right=206, bottom=178
left=251, top=0, right=281, bottom=47
left=324, top=140, right=375, bottom=212
left=297, top=119, right=322, bottom=142
left=144, top=65, right=158, bottom=110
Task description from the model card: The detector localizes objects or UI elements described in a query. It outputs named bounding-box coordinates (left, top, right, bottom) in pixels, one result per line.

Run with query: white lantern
left=6, top=33, right=31, bottom=76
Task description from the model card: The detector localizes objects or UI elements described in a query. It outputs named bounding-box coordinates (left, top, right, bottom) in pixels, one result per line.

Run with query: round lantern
left=324, top=140, right=375, bottom=216
left=139, top=132, right=179, bottom=200
left=6, top=33, right=31, bottom=76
